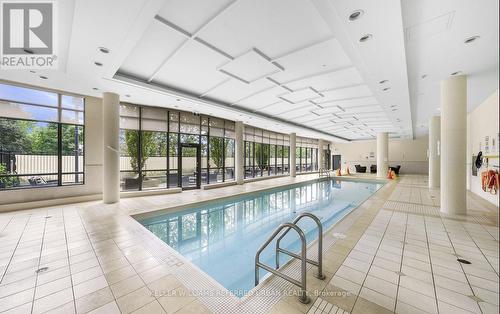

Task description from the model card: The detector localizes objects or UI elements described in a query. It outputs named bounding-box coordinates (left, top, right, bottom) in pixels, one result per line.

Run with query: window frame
left=0, top=82, right=85, bottom=191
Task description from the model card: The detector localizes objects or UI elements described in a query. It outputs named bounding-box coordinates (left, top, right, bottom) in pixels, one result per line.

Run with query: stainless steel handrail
left=275, top=212, right=325, bottom=280
left=319, top=168, right=330, bottom=178
left=255, top=223, right=310, bottom=304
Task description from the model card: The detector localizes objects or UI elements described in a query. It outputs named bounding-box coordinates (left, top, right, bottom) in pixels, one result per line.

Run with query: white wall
left=0, top=97, right=103, bottom=211
left=467, top=90, right=499, bottom=206
left=332, top=137, right=429, bottom=174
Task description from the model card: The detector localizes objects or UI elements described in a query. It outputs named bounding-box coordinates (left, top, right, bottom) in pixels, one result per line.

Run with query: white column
left=318, top=139, right=325, bottom=170
left=235, top=121, right=244, bottom=185
left=428, top=116, right=441, bottom=188
left=376, top=132, right=388, bottom=178
left=290, top=133, right=297, bottom=177
left=441, top=75, right=467, bottom=215
left=102, top=92, right=120, bottom=204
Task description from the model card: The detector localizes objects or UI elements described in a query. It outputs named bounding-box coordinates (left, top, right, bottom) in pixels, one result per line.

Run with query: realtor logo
left=1, top=1, right=57, bottom=69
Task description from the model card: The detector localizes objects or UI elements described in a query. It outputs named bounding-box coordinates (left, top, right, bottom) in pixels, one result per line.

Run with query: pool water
left=138, top=179, right=382, bottom=297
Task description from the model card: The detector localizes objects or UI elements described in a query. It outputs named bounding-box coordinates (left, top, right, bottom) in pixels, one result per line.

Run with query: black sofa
left=355, top=165, right=367, bottom=173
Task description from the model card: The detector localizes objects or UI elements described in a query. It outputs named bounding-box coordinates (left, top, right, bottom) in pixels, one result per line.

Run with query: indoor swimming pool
left=137, top=179, right=383, bottom=297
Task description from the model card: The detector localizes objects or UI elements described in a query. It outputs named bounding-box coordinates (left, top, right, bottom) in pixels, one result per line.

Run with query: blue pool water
left=138, top=179, right=382, bottom=296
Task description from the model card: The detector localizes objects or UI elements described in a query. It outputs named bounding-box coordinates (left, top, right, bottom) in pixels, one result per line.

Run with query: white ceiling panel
left=285, top=67, right=364, bottom=91
left=270, top=38, right=352, bottom=82
left=238, top=86, right=288, bottom=108
left=259, top=101, right=309, bottom=116
left=345, top=105, right=384, bottom=114
left=120, top=21, right=186, bottom=80
left=218, top=49, right=282, bottom=83
left=157, top=0, right=234, bottom=34
left=204, top=77, right=275, bottom=104
left=276, top=106, right=314, bottom=120
left=280, top=87, right=323, bottom=103
left=320, top=85, right=373, bottom=102
left=152, top=40, right=229, bottom=95
left=198, top=0, right=332, bottom=57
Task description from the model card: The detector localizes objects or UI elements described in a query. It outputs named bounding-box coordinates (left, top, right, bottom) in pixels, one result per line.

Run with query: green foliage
left=0, top=163, right=19, bottom=188
left=0, top=118, right=33, bottom=152
left=124, top=130, right=166, bottom=174
left=209, top=137, right=224, bottom=168
left=0, top=118, right=83, bottom=155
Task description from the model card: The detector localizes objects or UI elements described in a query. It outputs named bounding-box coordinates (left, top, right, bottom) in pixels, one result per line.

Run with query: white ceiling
left=0, top=0, right=497, bottom=142
left=402, top=0, right=499, bottom=137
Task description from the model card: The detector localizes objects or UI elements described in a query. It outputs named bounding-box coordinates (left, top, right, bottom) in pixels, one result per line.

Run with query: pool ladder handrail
left=254, top=212, right=325, bottom=304
left=319, top=168, right=330, bottom=178
left=276, top=213, right=325, bottom=280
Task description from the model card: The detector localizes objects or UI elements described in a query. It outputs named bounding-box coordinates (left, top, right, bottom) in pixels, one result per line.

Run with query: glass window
left=0, top=83, right=58, bottom=107
left=0, top=83, right=85, bottom=190
left=224, top=138, right=234, bottom=181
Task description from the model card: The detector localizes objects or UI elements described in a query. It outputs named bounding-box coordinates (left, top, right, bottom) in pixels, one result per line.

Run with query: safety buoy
left=481, top=170, right=499, bottom=194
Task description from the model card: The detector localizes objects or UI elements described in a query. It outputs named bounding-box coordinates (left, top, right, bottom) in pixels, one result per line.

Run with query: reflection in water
left=140, top=179, right=381, bottom=296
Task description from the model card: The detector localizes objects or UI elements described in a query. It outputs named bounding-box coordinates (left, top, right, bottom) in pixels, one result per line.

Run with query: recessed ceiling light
left=349, top=10, right=364, bottom=21
left=421, top=74, right=428, bottom=79
left=390, top=105, right=397, bottom=108
left=450, top=71, right=462, bottom=76
left=125, top=94, right=131, bottom=98
left=23, top=48, right=34, bottom=54
left=94, top=61, right=103, bottom=66
left=98, top=47, right=110, bottom=54
left=176, top=98, right=181, bottom=102
left=464, top=36, right=480, bottom=44
left=392, top=109, right=398, bottom=111
left=359, top=34, right=372, bottom=42
left=379, top=80, right=388, bottom=84
left=92, top=87, right=99, bottom=91
left=29, top=70, right=36, bottom=73
left=382, top=87, right=391, bottom=91
left=39, top=75, right=48, bottom=80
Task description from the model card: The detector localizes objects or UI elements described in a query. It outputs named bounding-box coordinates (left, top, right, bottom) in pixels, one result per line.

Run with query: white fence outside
left=13, top=154, right=83, bottom=174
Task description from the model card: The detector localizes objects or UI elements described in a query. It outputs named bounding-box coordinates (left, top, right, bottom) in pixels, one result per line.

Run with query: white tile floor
left=0, top=174, right=498, bottom=314
left=326, top=177, right=498, bottom=314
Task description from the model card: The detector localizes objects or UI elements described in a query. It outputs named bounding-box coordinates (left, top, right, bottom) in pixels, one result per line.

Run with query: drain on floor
left=457, top=258, right=471, bottom=264
left=36, top=267, right=49, bottom=273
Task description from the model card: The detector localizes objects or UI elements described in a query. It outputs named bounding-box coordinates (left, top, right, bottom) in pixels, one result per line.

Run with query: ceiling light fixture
left=92, top=87, right=99, bottom=91
left=39, top=75, right=48, bottom=80
left=94, top=61, right=103, bottom=67
left=451, top=71, right=462, bottom=76
left=98, top=47, right=110, bottom=54
left=382, top=87, right=391, bottom=91
left=29, top=70, right=36, bottom=73
left=359, top=34, right=372, bottom=42
left=379, top=80, right=388, bottom=84
left=349, top=10, right=364, bottom=21
left=421, top=74, right=428, bottom=79
left=125, top=94, right=131, bottom=98
left=464, top=35, right=480, bottom=44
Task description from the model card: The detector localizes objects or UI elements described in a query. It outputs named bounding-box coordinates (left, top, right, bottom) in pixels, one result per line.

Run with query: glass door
left=179, top=144, right=201, bottom=190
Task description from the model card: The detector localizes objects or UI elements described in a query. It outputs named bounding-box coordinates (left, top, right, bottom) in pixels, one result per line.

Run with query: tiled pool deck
left=0, top=174, right=498, bottom=314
